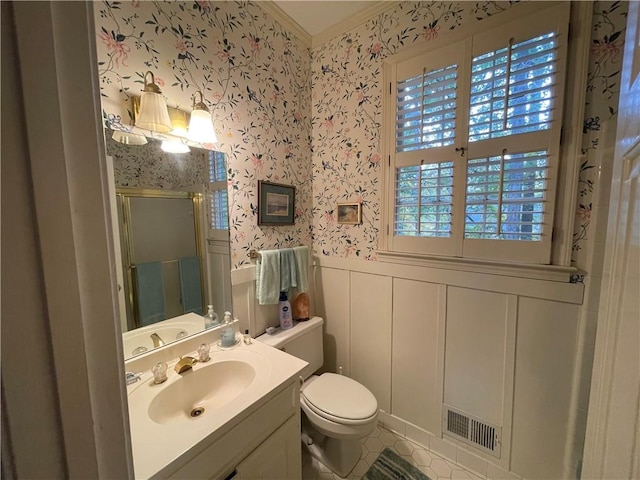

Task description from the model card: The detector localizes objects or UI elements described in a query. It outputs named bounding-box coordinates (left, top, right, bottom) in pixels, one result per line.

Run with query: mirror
left=105, top=130, right=232, bottom=359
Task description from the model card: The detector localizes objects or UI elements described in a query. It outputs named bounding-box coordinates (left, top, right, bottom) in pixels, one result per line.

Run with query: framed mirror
left=105, top=130, right=232, bottom=359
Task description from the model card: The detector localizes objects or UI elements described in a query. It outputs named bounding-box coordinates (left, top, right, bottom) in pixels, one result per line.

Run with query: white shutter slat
left=464, top=151, right=548, bottom=241
left=394, top=162, right=454, bottom=238
left=396, top=64, right=458, bottom=152
left=468, top=32, right=557, bottom=143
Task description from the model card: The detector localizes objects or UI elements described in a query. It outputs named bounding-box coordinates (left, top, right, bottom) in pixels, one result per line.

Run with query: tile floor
left=302, top=424, right=483, bottom=480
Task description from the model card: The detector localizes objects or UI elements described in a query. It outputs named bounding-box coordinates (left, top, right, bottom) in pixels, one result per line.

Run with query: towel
left=134, top=262, right=166, bottom=326
left=293, top=246, right=309, bottom=293
left=178, top=256, right=203, bottom=315
left=256, top=249, right=281, bottom=305
left=279, top=248, right=297, bottom=293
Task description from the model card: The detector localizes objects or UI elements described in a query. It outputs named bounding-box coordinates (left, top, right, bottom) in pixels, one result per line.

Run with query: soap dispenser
left=219, top=311, right=237, bottom=348
left=204, top=305, right=219, bottom=329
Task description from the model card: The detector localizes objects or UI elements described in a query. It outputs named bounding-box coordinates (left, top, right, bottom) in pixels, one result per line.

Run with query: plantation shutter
left=464, top=5, right=568, bottom=263
left=207, top=151, right=229, bottom=240
left=391, top=41, right=469, bottom=257
left=387, top=3, right=568, bottom=264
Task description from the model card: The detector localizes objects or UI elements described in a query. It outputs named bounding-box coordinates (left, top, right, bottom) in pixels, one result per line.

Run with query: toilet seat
left=301, top=373, right=378, bottom=426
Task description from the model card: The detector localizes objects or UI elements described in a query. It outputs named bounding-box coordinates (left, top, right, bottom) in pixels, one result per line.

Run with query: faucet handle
left=152, top=361, right=168, bottom=384
left=125, top=371, right=141, bottom=385
left=197, top=343, right=211, bottom=362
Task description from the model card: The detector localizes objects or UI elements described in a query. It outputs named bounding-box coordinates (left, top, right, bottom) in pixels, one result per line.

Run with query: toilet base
left=302, top=423, right=362, bottom=477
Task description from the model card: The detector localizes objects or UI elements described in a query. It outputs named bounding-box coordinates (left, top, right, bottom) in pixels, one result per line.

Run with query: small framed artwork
left=337, top=202, right=362, bottom=224
left=258, top=181, right=295, bottom=225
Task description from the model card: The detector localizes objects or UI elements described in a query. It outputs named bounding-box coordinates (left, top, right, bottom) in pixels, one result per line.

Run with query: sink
left=125, top=342, right=308, bottom=479
left=148, top=360, right=256, bottom=425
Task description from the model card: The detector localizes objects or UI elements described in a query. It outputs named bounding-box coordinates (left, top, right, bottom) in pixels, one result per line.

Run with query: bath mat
left=363, top=447, right=430, bottom=480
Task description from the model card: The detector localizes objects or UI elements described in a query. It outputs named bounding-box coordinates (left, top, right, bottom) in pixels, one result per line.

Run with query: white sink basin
left=147, top=359, right=257, bottom=425
left=126, top=341, right=308, bottom=479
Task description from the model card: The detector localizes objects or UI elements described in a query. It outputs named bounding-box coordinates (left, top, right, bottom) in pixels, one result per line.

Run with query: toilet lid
left=301, top=373, right=378, bottom=421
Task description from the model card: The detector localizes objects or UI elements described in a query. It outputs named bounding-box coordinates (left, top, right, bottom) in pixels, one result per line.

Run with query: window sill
left=377, top=250, right=578, bottom=283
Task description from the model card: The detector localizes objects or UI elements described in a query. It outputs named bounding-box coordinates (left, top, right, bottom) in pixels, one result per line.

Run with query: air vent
left=443, top=405, right=501, bottom=458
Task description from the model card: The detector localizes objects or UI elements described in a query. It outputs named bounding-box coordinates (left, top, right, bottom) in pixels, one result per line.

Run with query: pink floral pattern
left=310, top=1, right=627, bottom=266
left=96, top=0, right=627, bottom=272
left=95, top=1, right=312, bottom=269
left=311, top=2, right=506, bottom=260
left=573, top=1, right=627, bottom=268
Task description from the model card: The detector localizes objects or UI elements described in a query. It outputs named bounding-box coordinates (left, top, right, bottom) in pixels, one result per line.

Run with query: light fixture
left=135, top=71, right=172, bottom=133
left=168, top=109, right=189, bottom=137
left=111, top=129, right=147, bottom=146
left=160, top=140, right=190, bottom=154
left=187, top=91, right=218, bottom=144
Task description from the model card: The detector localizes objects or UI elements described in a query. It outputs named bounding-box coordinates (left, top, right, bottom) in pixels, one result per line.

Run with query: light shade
left=136, top=71, right=172, bottom=133
left=187, top=91, right=218, bottom=144
left=161, top=140, right=190, bottom=154
left=112, top=130, right=148, bottom=146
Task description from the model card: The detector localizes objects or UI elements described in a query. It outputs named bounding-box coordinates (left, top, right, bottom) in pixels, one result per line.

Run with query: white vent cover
left=443, top=405, right=501, bottom=458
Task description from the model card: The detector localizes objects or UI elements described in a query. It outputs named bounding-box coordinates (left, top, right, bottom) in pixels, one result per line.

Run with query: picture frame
left=258, top=181, right=295, bottom=225
left=337, top=202, right=362, bottom=225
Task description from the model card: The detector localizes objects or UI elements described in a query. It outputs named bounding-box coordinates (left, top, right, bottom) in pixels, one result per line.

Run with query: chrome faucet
left=174, top=356, right=197, bottom=374
left=150, top=332, right=165, bottom=348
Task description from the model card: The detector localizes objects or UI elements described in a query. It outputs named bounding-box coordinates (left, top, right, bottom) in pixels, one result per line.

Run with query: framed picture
left=337, top=202, right=362, bottom=224
left=258, top=181, right=295, bottom=225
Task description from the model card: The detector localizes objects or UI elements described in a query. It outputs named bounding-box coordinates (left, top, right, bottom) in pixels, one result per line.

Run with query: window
left=386, top=4, right=569, bottom=264
left=207, top=151, right=229, bottom=237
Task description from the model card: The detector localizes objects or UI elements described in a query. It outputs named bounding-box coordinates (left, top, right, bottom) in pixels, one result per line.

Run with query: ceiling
left=273, top=1, right=381, bottom=37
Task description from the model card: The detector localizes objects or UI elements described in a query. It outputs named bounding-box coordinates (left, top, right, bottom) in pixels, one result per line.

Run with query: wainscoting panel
left=350, top=272, right=393, bottom=412
left=314, top=266, right=351, bottom=375
left=444, top=287, right=509, bottom=427
left=231, top=257, right=585, bottom=479
left=391, top=278, right=441, bottom=434
left=511, top=296, right=580, bottom=479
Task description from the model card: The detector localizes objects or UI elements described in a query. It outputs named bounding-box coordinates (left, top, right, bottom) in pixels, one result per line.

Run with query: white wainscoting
left=230, top=256, right=585, bottom=479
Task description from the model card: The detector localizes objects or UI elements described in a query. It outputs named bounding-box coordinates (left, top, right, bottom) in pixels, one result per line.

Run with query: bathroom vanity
left=125, top=338, right=307, bottom=479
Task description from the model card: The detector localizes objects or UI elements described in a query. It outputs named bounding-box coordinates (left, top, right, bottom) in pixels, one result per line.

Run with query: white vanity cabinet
left=159, top=380, right=302, bottom=480
left=235, top=414, right=301, bottom=479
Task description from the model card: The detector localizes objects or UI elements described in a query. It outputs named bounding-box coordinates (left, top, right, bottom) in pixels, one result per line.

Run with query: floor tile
left=302, top=424, right=484, bottom=480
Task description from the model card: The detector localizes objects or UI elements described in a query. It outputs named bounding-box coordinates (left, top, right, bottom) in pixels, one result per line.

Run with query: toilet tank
left=257, top=316, right=324, bottom=380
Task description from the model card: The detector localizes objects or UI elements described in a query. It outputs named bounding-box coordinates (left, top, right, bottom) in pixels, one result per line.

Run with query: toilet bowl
left=300, top=373, right=378, bottom=477
left=256, top=317, right=379, bottom=477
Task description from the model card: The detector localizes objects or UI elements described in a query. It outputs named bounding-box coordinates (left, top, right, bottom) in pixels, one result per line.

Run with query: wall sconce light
left=187, top=91, right=218, bottom=144
left=135, top=71, right=172, bottom=133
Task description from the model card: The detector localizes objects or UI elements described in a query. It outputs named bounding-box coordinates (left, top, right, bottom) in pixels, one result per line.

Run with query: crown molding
left=258, top=1, right=396, bottom=50
left=258, top=1, right=312, bottom=48
left=311, top=1, right=396, bottom=49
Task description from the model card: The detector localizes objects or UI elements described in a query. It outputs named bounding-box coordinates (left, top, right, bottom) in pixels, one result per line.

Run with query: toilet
left=257, top=317, right=378, bottom=477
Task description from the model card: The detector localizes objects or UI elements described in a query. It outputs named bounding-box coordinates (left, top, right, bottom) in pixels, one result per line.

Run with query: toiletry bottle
left=220, top=311, right=236, bottom=347
left=204, top=305, right=219, bottom=329
left=279, top=292, right=293, bottom=330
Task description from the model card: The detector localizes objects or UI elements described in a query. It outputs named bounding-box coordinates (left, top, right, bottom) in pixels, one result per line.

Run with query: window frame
left=381, top=1, right=587, bottom=270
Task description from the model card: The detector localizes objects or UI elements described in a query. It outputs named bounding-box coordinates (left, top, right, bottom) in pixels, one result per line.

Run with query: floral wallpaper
left=94, top=0, right=312, bottom=269
left=310, top=2, right=511, bottom=260
left=573, top=1, right=628, bottom=269
left=310, top=1, right=628, bottom=270
left=95, top=1, right=627, bottom=273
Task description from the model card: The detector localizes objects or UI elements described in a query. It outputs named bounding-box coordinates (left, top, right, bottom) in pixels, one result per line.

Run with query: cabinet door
left=235, top=414, right=301, bottom=480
